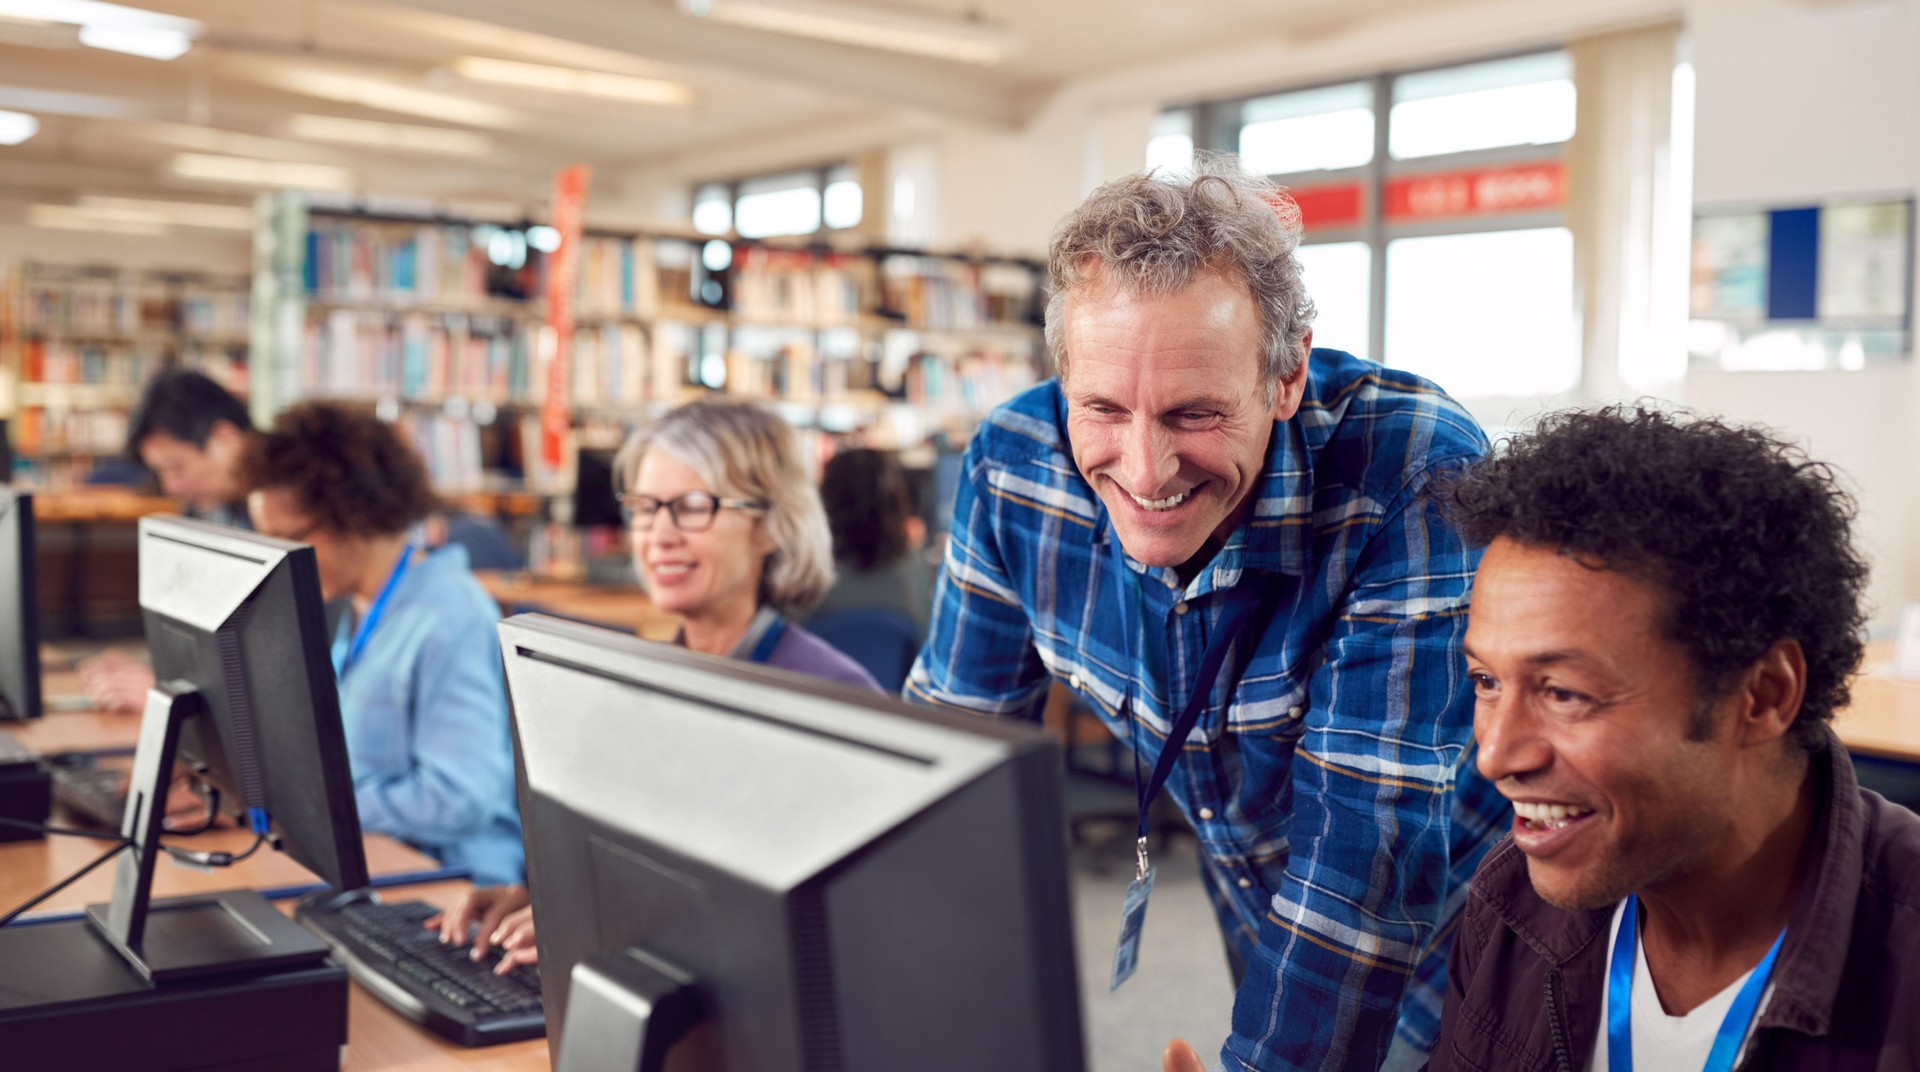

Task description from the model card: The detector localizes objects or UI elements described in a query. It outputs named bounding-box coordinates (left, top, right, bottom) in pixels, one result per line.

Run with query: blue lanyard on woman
left=334, top=543, right=417, bottom=680
left=1607, top=892, right=1788, bottom=1072
left=748, top=615, right=788, bottom=665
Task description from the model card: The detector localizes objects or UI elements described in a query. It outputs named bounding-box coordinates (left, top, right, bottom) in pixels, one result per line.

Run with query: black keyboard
left=296, top=895, right=546, bottom=1047
left=48, top=761, right=127, bottom=828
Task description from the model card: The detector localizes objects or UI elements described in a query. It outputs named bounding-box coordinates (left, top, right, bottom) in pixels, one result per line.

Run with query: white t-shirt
left=1588, top=900, right=1774, bottom=1071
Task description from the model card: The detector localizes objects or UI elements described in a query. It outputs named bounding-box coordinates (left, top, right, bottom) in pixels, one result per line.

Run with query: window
left=1145, top=110, right=1194, bottom=174
left=1166, top=49, right=1578, bottom=399
left=1236, top=83, right=1373, bottom=176
left=690, top=164, right=863, bottom=239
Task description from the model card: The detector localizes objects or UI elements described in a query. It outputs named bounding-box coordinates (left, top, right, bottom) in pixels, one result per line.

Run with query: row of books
left=18, top=339, right=246, bottom=389
left=397, top=410, right=487, bottom=494
left=879, top=257, right=1041, bottom=331
left=15, top=281, right=249, bottom=339
left=304, top=219, right=525, bottom=305
left=11, top=405, right=127, bottom=456
left=729, top=248, right=868, bottom=325
left=299, top=310, right=535, bottom=402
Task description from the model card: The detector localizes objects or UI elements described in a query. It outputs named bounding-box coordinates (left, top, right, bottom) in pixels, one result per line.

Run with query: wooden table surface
left=28, top=489, right=178, bottom=524
left=1833, top=644, right=1920, bottom=764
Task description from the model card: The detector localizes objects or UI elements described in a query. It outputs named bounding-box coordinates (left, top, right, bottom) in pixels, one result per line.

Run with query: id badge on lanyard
left=1105, top=536, right=1268, bottom=990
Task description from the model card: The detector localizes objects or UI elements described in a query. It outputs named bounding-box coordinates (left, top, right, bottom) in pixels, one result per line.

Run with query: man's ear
left=1270, top=330, right=1313, bottom=422
left=1734, top=638, right=1808, bottom=749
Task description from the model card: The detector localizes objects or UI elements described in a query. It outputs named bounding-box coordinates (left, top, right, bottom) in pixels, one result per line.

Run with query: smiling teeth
left=1129, top=489, right=1192, bottom=511
left=1511, top=801, right=1594, bottom=828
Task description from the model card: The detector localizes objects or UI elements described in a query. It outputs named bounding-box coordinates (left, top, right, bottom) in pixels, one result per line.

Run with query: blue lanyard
left=1107, top=537, right=1270, bottom=844
left=334, top=543, right=417, bottom=680
left=748, top=616, right=788, bottom=665
left=1607, top=892, right=1788, bottom=1072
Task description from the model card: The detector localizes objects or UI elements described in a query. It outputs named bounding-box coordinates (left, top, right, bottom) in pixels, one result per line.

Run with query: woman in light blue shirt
left=242, top=402, right=523, bottom=886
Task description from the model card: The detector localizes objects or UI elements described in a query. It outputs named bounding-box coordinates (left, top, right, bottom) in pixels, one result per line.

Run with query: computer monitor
left=0, top=489, right=41, bottom=721
left=135, top=515, right=368, bottom=894
left=572, top=446, right=622, bottom=529
left=501, top=614, right=1085, bottom=1072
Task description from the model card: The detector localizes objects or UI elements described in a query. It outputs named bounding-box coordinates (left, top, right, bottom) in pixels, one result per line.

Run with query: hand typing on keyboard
left=425, top=883, right=539, bottom=974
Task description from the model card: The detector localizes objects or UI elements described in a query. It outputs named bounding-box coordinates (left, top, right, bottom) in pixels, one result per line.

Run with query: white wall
left=1683, top=0, right=1920, bottom=628
left=0, top=222, right=250, bottom=273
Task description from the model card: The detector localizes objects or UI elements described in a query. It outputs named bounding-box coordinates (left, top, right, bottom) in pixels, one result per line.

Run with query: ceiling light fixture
left=285, top=114, right=494, bottom=156
left=76, top=195, right=253, bottom=229
left=170, top=152, right=354, bottom=191
left=0, top=108, right=38, bottom=144
left=676, top=0, right=1020, bottom=66
left=28, top=203, right=167, bottom=234
left=251, top=67, right=516, bottom=128
left=0, top=0, right=200, bottom=60
left=452, top=56, right=693, bottom=106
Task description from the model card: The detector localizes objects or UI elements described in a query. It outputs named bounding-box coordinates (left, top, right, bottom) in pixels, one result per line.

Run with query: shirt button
left=1197, top=807, right=1215, bottom=821
left=1288, top=705, right=1302, bottom=719
left=1237, top=877, right=1253, bottom=890
left=1174, top=602, right=1190, bottom=616
left=1068, top=674, right=1081, bottom=690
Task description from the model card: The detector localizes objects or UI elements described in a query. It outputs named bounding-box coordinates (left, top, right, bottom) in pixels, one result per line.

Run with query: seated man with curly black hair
left=1424, top=407, right=1920, bottom=1071
left=242, top=402, right=524, bottom=886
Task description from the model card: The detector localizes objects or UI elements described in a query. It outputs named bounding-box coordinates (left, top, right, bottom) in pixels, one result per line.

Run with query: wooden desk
left=476, top=571, right=679, bottom=642
left=29, top=490, right=178, bottom=524
left=6, top=661, right=144, bottom=755
left=329, top=880, right=551, bottom=1072
left=0, top=829, right=447, bottom=920
left=1834, top=647, right=1920, bottom=764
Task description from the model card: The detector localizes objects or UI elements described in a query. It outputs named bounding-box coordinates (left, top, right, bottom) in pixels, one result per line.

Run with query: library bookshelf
left=253, top=194, right=1049, bottom=511
left=0, top=263, right=249, bottom=487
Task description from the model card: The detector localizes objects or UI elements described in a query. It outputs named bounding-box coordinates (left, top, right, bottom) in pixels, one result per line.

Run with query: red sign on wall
left=1287, top=182, right=1365, bottom=232
left=1384, top=160, right=1564, bottom=222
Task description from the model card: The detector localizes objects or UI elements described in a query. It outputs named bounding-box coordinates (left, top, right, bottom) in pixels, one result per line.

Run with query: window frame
left=694, top=161, right=862, bottom=240
left=1167, top=47, right=1576, bottom=376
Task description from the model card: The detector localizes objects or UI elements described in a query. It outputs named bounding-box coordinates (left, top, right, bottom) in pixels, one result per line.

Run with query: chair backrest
left=442, top=513, right=524, bottom=572
left=807, top=607, right=921, bottom=694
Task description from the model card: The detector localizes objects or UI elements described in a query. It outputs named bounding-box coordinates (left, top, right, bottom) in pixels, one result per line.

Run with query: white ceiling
left=0, top=0, right=1420, bottom=224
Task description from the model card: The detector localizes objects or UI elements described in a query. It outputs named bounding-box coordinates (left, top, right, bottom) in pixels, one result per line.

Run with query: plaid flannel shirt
left=907, top=348, right=1512, bottom=1070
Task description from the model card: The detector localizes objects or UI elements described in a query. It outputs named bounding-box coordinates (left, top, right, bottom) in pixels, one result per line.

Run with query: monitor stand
left=0, top=681, right=348, bottom=1071
left=556, top=948, right=707, bottom=1072
left=82, top=680, right=333, bottom=982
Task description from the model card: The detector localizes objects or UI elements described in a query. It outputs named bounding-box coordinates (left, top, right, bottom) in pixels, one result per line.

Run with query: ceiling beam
left=373, top=0, right=1028, bottom=128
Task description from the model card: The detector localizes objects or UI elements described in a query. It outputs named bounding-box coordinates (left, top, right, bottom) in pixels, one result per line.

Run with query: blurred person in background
left=806, top=446, right=935, bottom=663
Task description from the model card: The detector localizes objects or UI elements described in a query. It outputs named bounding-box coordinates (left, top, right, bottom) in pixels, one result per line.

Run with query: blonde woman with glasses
left=428, top=398, right=877, bottom=968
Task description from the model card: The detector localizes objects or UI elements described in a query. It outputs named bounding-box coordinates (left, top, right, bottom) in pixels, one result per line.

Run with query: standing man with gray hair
left=907, top=156, right=1509, bottom=1070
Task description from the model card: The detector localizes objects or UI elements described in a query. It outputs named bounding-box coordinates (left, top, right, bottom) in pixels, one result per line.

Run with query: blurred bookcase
left=253, top=192, right=1048, bottom=509
left=0, top=262, right=249, bottom=486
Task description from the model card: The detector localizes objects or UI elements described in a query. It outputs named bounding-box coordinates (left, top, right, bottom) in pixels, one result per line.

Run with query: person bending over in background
left=244, top=402, right=524, bottom=886
left=431, top=398, right=878, bottom=966
left=82, top=368, right=257, bottom=710
left=1424, top=407, right=1920, bottom=1069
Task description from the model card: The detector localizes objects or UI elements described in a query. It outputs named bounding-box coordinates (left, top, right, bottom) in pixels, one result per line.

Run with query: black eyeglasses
left=617, top=490, right=768, bottom=532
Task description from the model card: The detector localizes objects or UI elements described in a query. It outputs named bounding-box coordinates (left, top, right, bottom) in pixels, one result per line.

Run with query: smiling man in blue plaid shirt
left=906, top=158, right=1511, bottom=1071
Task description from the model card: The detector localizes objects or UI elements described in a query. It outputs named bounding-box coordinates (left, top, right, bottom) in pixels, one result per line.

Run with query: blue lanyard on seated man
left=1607, top=892, right=1788, bottom=1072
left=1107, top=535, right=1277, bottom=990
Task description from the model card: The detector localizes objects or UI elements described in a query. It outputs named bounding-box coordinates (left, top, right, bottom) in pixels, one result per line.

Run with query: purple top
left=762, top=620, right=882, bottom=692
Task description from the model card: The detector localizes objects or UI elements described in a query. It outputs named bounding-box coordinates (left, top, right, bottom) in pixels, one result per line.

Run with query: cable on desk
left=161, top=831, right=269, bottom=870
left=0, top=815, right=126, bottom=841
left=0, top=837, right=132, bottom=927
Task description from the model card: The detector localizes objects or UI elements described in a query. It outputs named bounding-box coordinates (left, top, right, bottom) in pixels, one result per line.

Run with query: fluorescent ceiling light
left=251, top=67, right=516, bottom=128
left=29, top=203, right=167, bottom=234
left=170, top=152, right=353, bottom=191
left=677, top=0, right=1020, bottom=66
left=76, top=195, right=253, bottom=229
left=285, top=114, right=493, bottom=156
left=452, top=57, right=692, bottom=106
left=0, top=0, right=200, bottom=59
left=0, top=108, right=38, bottom=144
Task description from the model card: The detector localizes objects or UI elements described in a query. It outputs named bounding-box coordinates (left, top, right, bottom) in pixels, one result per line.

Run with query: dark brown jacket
left=1427, top=728, right=1920, bottom=1071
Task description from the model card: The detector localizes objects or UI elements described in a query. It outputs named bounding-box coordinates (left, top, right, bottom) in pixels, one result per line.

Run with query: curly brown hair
left=1435, top=405, right=1869, bottom=752
left=242, top=402, right=438, bottom=538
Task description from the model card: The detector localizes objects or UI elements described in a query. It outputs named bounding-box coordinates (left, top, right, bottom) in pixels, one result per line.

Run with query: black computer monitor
left=0, top=489, right=41, bottom=722
left=500, top=614, right=1085, bottom=1072
left=136, top=515, right=368, bottom=894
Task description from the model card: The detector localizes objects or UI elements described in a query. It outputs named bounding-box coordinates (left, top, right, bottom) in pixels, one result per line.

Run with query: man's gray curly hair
left=1044, top=152, right=1317, bottom=402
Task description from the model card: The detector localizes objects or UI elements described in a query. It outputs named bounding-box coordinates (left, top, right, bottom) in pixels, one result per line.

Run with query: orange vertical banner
left=542, top=164, right=591, bottom=469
